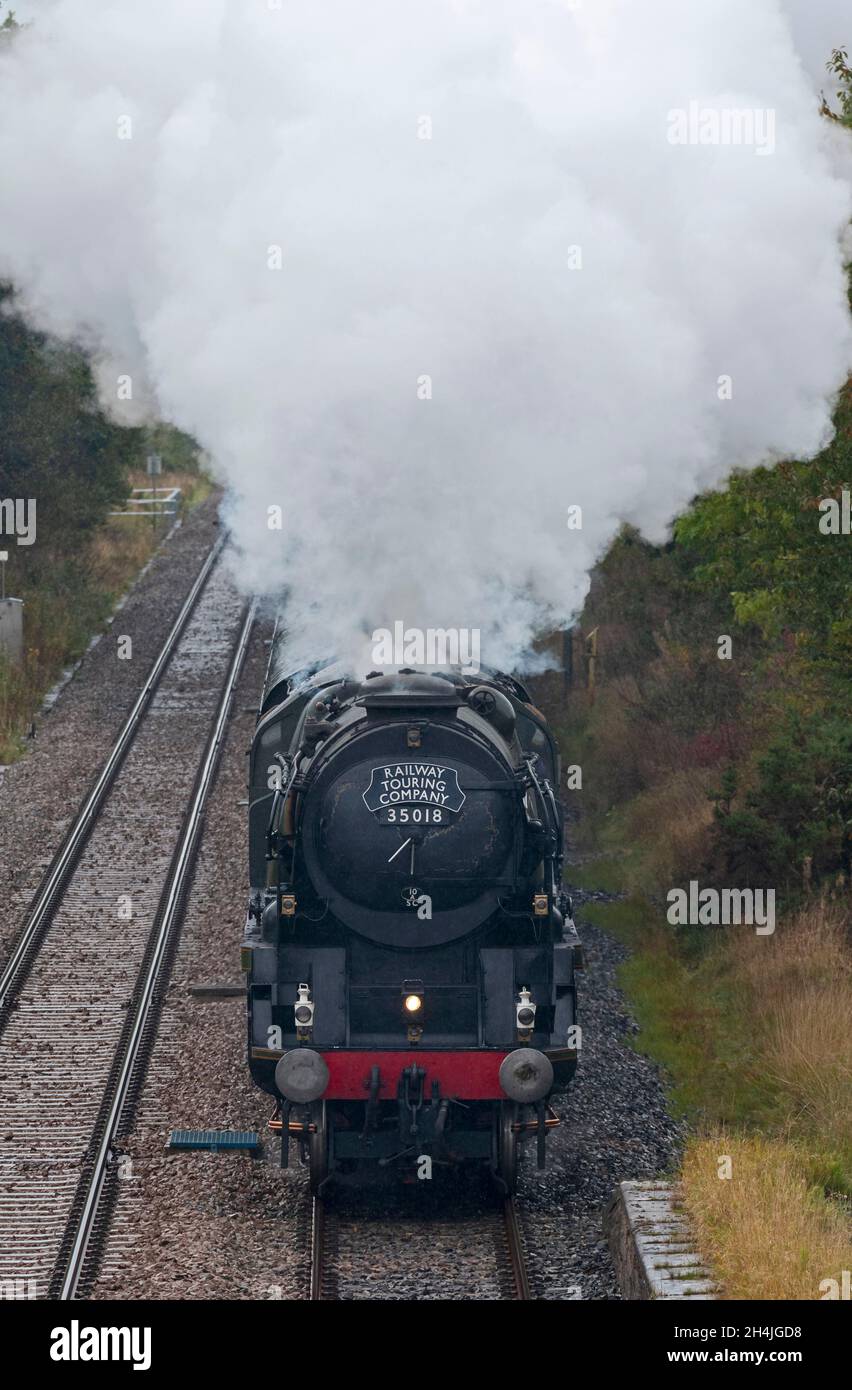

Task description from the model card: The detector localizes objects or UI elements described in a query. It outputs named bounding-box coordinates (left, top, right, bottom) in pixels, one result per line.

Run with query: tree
left=822, top=48, right=852, bottom=127
left=0, top=284, right=141, bottom=579
left=674, top=376, right=852, bottom=679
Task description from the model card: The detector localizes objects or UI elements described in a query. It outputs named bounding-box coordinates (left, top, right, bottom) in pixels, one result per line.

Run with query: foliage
left=142, top=421, right=205, bottom=476
left=0, top=284, right=142, bottom=578
left=707, top=715, right=852, bottom=891
left=822, top=47, right=852, bottom=126
left=674, top=388, right=852, bottom=678
left=547, top=327, right=852, bottom=904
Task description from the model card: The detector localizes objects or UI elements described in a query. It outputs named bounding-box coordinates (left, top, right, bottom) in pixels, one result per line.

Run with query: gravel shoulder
left=521, top=887, right=684, bottom=1299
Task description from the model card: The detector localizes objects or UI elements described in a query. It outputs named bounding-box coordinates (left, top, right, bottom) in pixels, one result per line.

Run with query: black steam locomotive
left=242, top=631, right=581, bottom=1193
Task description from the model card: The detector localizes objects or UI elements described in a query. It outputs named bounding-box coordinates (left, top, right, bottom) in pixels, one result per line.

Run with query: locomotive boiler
left=242, top=631, right=581, bottom=1193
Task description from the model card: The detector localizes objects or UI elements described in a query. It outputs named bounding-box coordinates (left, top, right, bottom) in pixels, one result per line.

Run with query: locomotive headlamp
left=402, top=980, right=424, bottom=1042
left=516, top=987, right=536, bottom=1035
left=294, top=982, right=314, bottom=1035
left=402, top=980, right=424, bottom=1014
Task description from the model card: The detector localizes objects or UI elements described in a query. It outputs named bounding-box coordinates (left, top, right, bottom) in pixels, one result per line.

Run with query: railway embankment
left=535, top=379, right=852, bottom=1298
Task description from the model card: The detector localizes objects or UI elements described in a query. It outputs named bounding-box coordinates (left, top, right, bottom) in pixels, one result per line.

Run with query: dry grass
left=583, top=686, right=647, bottom=803
left=681, top=1134, right=852, bottom=1300
left=680, top=903, right=852, bottom=1299
left=620, top=770, right=715, bottom=891
left=89, top=468, right=210, bottom=590
left=87, top=517, right=157, bottom=591
left=732, top=901, right=852, bottom=1158
left=582, top=893, right=852, bottom=1298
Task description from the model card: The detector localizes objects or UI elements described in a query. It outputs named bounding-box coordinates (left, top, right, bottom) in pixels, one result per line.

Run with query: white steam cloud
left=0, top=0, right=850, bottom=673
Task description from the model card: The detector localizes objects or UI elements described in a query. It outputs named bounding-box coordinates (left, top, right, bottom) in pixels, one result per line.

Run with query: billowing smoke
left=0, top=0, right=850, bottom=673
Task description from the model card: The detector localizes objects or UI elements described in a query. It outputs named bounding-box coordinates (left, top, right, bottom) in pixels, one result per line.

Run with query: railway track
left=307, top=1193, right=534, bottom=1301
left=0, top=545, right=254, bottom=1299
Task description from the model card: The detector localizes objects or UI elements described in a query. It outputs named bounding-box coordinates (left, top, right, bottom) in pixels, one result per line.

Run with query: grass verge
left=578, top=884, right=851, bottom=1297
left=681, top=1135, right=852, bottom=1301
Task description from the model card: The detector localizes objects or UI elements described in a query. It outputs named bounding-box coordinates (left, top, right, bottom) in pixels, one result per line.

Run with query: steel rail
left=56, top=597, right=257, bottom=1300
left=309, top=1197, right=326, bottom=1301
left=0, top=536, right=225, bottom=1024
left=503, top=1197, right=533, bottom=1300
left=308, top=1191, right=532, bottom=1301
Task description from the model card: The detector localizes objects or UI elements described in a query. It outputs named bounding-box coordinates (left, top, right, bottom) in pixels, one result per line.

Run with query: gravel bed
left=322, top=1186, right=509, bottom=1300
left=0, top=497, right=222, bottom=975
left=519, top=885, right=684, bottom=1300
left=90, top=618, right=309, bottom=1302
left=0, top=559, right=245, bottom=1295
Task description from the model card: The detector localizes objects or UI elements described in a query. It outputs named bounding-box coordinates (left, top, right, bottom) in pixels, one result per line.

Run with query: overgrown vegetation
left=544, top=377, right=852, bottom=1289
left=682, top=1136, right=851, bottom=1301
left=579, top=897, right=851, bottom=1167
left=554, top=374, right=852, bottom=900
left=543, top=374, right=852, bottom=1291
left=0, top=284, right=209, bottom=760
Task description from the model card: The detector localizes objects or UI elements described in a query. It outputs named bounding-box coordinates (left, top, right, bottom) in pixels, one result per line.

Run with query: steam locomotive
left=242, top=631, right=581, bottom=1193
